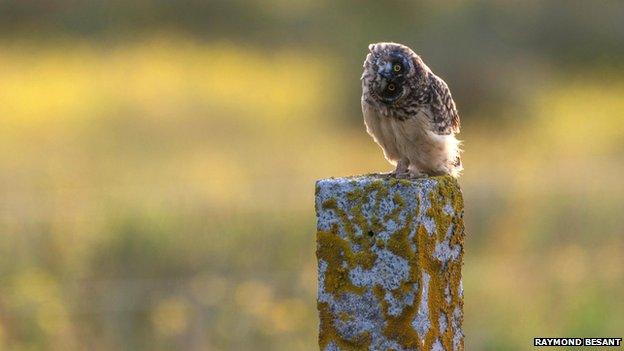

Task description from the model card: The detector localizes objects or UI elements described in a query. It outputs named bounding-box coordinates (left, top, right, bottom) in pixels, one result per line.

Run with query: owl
left=361, top=42, right=462, bottom=178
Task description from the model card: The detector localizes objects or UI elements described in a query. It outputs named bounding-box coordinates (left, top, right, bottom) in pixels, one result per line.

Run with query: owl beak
left=378, top=63, right=393, bottom=79
left=378, top=67, right=394, bottom=92
left=377, top=65, right=393, bottom=93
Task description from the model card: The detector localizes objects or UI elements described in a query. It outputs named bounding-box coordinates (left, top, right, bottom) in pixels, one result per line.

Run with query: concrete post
left=315, top=175, right=465, bottom=351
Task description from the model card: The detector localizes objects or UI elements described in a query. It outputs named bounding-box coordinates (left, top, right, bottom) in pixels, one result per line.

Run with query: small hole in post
left=367, top=230, right=375, bottom=237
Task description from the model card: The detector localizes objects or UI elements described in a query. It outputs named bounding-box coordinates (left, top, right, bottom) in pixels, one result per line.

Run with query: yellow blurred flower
left=151, top=296, right=191, bottom=337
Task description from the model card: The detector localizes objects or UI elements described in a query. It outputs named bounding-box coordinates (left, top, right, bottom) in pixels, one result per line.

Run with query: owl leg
left=393, top=158, right=410, bottom=178
left=407, top=164, right=426, bottom=179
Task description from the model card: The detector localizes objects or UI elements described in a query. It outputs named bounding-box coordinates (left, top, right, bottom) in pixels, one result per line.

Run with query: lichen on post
left=315, top=174, right=465, bottom=351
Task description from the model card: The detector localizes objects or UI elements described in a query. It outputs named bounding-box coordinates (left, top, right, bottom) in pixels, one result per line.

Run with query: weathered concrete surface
left=315, top=174, right=464, bottom=351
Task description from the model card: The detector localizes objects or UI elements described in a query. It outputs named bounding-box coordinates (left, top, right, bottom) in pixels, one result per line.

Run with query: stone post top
left=316, top=174, right=460, bottom=189
left=315, top=174, right=462, bottom=220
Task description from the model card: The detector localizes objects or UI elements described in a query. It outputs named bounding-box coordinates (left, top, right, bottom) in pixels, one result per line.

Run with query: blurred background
left=0, top=1, right=623, bottom=350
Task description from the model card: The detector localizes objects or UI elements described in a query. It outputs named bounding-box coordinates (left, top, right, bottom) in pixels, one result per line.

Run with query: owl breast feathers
left=361, top=42, right=462, bottom=178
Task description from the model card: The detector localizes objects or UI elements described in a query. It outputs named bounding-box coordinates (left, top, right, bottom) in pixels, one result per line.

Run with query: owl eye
left=393, top=64, right=402, bottom=72
left=378, top=80, right=402, bottom=103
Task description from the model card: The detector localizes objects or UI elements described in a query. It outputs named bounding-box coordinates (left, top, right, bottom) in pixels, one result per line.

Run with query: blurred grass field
left=0, top=22, right=623, bottom=351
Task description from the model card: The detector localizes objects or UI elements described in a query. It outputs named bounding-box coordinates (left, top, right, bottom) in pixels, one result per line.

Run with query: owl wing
left=428, top=74, right=460, bottom=135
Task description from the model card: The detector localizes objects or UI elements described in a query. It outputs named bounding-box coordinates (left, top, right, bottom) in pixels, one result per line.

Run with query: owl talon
left=393, top=170, right=411, bottom=179
left=393, top=159, right=409, bottom=178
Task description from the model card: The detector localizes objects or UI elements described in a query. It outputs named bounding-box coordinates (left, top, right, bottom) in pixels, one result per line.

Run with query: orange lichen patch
left=320, top=181, right=394, bottom=273
left=316, top=228, right=366, bottom=296
left=428, top=176, right=465, bottom=245
left=339, top=311, right=355, bottom=323
left=363, top=180, right=389, bottom=235
left=417, top=224, right=444, bottom=348
left=384, top=192, right=410, bottom=222
left=346, top=188, right=364, bottom=202
left=319, top=302, right=372, bottom=350
left=322, top=198, right=358, bottom=242
left=372, top=285, right=389, bottom=313
left=383, top=300, right=422, bottom=349
left=375, top=238, right=385, bottom=248
left=374, top=183, right=389, bottom=203
left=378, top=266, right=422, bottom=349
left=388, top=178, right=413, bottom=187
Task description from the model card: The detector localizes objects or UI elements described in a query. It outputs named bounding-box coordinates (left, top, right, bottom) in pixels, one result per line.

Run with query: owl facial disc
left=375, top=51, right=411, bottom=103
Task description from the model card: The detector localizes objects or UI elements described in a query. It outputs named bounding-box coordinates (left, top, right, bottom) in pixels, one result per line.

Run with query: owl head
left=361, top=42, right=430, bottom=110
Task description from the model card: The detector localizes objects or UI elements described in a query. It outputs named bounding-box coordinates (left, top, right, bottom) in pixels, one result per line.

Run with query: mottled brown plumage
left=361, top=42, right=462, bottom=177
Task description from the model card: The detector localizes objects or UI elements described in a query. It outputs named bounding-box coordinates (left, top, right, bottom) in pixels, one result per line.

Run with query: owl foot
left=393, top=170, right=411, bottom=179
left=391, top=159, right=410, bottom=178
left=382, top=170, right=409, bottom=179
left=407, top=166, right=427, bottom=179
